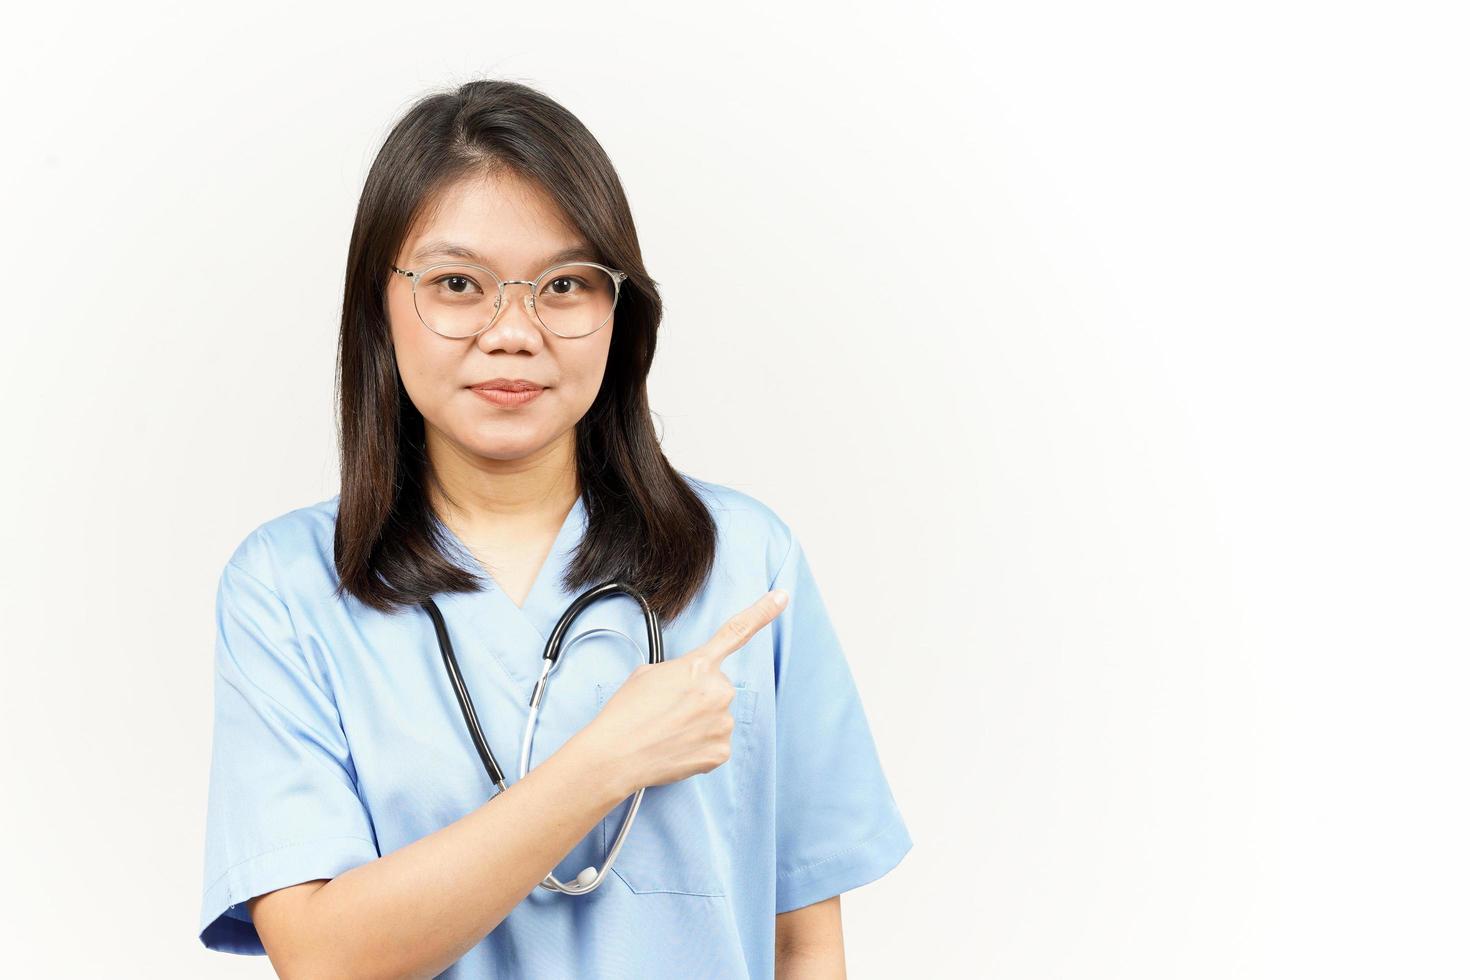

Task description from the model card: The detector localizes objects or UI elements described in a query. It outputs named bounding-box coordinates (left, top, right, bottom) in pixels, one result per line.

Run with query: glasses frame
left=391, top=260, right=630, bottom=340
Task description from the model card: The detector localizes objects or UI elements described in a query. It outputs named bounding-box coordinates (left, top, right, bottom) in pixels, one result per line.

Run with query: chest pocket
left=594, top=681, right=760, bottom=896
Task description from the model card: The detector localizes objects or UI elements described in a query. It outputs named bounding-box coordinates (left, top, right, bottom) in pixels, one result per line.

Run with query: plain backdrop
left=2, top=1, right=1466, bottom=977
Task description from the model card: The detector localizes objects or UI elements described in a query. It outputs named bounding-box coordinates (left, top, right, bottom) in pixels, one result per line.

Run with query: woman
left=197, top=78, right=912, bottom=978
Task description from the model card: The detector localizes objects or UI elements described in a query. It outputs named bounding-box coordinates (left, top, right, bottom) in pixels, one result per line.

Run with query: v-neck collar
left=432, top=492, right=589, bottom=650
left=424, top=492, right=658, bottom=710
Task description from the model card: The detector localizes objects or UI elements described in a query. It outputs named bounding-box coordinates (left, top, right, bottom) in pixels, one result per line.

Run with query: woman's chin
left=458, top=427, right=555, bottom=461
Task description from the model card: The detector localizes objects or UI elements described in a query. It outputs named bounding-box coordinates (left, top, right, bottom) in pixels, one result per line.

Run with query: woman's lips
left=469, top=386, right=545, bottom=407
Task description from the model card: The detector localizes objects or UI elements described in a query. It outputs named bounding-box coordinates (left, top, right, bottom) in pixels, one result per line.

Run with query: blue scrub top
left=198, top=474, right=912, bottom=978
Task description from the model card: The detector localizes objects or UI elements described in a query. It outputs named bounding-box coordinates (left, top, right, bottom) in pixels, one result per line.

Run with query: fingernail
left=772, top=589, right=788, bottom=607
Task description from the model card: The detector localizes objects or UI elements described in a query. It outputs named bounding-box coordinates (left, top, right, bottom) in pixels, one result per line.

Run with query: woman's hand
left=588, top=589, right=788, bottom=795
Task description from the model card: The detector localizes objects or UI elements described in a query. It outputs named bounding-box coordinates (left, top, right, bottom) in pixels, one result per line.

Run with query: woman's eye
left=547, top=277, right=582, bottom=294
left=431, top=274, right=483, bottom=296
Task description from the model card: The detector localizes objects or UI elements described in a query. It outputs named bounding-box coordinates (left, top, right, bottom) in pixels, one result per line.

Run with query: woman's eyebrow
left=410, top=240, right=599, bottom=268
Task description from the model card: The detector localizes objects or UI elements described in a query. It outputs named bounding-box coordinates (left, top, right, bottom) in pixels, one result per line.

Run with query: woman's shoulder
left=677, top=471, right=798, bottom=575
left=218, top=494, right=342, bottom=601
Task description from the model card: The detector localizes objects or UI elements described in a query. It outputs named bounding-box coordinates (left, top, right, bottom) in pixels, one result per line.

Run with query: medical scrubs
left=198, top=474, right=912, bottom=978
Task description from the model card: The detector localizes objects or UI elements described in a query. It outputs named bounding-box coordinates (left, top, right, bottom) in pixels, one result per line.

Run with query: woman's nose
left=477, top=284, right=544, bottom=350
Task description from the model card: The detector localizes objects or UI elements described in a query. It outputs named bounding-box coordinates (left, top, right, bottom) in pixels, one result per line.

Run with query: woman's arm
left=775, top=895, right=847, bottom=979
left=248, top=727, right=633, bottom=980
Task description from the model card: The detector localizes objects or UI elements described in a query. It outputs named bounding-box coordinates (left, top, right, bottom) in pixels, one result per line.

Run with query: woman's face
left=388, top=171, right=615, bottom=465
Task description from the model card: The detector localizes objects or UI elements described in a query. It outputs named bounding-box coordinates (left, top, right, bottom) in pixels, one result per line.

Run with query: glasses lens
left=412, top=263, right=619, bottom=339
left=534, top=264, right=618, bottom=338
left=413, top=264, right=498, bottom=339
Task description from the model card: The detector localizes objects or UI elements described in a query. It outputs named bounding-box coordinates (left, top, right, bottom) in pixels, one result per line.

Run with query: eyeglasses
left=391, top=260, right=629, bottom=340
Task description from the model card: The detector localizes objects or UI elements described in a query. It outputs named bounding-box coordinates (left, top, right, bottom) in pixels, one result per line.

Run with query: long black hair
left=331, top=78, right=716, bottom=623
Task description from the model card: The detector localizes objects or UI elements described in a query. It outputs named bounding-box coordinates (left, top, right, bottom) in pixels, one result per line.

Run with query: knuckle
left=724, top=615, right=752, bottom=641
left=707, top=676, right=735, bottom=707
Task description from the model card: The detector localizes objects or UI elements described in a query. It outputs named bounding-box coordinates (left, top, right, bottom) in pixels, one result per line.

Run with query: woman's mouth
left=468, top=385, right=546, bottom=407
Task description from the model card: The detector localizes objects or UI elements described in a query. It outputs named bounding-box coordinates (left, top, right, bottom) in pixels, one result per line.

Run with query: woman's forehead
left=404, top=174, right=590, bottom=271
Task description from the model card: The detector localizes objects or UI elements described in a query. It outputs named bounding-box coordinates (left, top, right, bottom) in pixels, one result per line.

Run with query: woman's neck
left=425, top=426, right=580, bottom=534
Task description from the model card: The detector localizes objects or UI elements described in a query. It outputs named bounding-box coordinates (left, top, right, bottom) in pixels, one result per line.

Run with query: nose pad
left=482, top=287, right=538, bottom=335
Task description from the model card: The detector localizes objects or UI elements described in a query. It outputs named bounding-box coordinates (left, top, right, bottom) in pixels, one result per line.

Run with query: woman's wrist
left=559, top=725, right=639, bottom=809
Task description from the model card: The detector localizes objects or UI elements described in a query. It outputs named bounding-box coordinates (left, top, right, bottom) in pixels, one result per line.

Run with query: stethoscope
left=419, top=580, right=663, bottom=896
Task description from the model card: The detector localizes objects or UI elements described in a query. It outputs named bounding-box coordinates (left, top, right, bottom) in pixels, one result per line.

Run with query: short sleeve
left=769, top=532, right=913, bottom=914
left=198, top=555, right=380, bottom=955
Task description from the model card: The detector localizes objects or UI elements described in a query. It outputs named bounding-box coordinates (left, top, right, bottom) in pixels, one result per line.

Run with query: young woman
left=197, top=78, right=911, bottom=979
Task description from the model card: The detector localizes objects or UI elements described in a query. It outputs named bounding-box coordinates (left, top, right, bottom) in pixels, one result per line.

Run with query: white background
left=2, top=1, right=1466, bottom=977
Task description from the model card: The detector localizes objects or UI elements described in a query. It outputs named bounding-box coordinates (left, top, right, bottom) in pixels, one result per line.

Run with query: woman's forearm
left=775, top=896, right=846, bottom=979
left=775, top=944, right=847, bottom=980
left=289, top=729, right=634, bottom=980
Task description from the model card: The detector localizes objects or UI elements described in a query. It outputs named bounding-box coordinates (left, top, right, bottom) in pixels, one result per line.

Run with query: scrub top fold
left=199, top=550, right=382, bottom=955
left=766, top=534, right=914, bottom=915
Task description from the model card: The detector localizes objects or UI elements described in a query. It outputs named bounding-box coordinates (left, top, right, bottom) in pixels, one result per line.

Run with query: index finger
left=695, top=589, right=789, bottom=666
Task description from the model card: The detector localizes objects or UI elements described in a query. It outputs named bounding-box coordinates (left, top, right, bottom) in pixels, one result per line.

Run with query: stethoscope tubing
left=420, top=579, right=663, bottom=895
